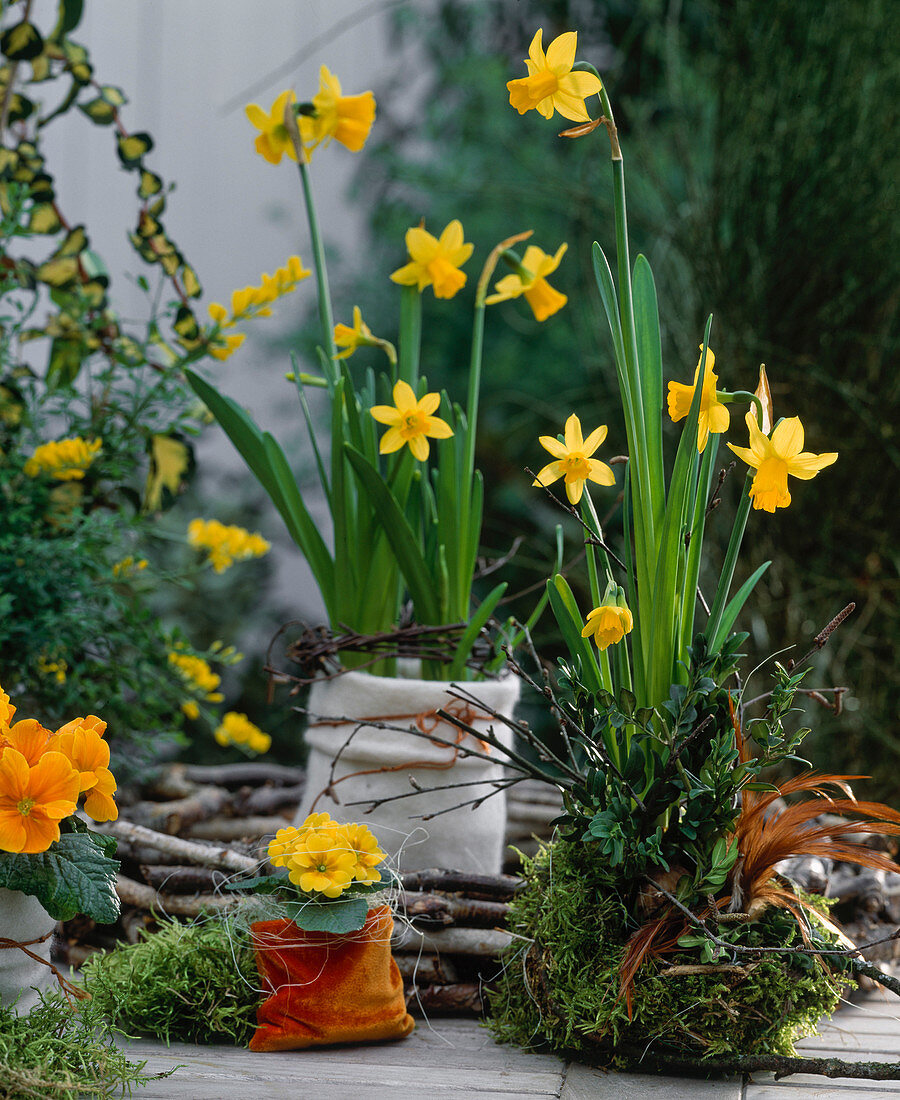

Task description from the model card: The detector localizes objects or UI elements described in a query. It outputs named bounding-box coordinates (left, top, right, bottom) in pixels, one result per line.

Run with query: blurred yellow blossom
left=390, top=220, right=473, bottom=300
left=112, top=556, right=148, bottom=578
left=533, top=414, right=615, bottom=504
left=507, top=29, right=603, bottom=122
left=486, top=243, right=568, bottom=321
left=333, top=305, right=396, bottom=364
left=168, top=650, right=224, bottom=704
left=24, top=436, right=101, bottom=480
left=667, top=346, right=730, bottom=453
left=245, top=89, right=297, bottom=165
left=188, top=518, right=270, bottom=573
left=213, top=711, right=271, bottom=755
left=299, top=65, right=376, bottom=156
left=370, top=380, right=453, bottom=462
left=207, top=256, right=310, bottom=361
left=36, top=657, right=67, bottom=684
left=727, top=413, right=837, bottom=513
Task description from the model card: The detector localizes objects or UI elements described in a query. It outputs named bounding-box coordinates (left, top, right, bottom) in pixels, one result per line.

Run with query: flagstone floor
left=118, top=986, right=900, bottom=1099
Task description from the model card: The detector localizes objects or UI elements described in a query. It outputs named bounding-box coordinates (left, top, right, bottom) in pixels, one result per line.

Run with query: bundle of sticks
left=59, top=761, right=542, bottom=1015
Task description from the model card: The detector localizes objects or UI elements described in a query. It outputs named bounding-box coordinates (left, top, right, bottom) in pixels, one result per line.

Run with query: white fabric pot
left=0, top=887, right=58, bottom=1014
left=295, top=670, right=520, bottom=873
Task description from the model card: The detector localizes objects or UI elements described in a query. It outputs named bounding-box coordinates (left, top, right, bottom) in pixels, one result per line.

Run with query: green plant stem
left=704, top=473, right=753, bottom=647
left=296, top=158, right=338, bottom=380
left=398, top=284, right=422, bottom=388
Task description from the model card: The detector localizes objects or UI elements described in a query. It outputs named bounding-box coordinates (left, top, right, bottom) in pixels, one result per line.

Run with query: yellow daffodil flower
left=245, top=89, right=297, bottom=165
left=370, top=380, right=454, bottom=461
left=533, top=413, right=615, bottom=504
left=486, top=243, right=568, bottom=321
left=24, top=436, right=101, bottom=480
left=667, top=346, right=730, bottom=452
left=333, top=305, right=396, bottom=364
left=299, top=66, right=376, bottom=156
left=389, top=220, right=474, bottom=300
left=581, top=603, right=634, bottom=651
left=727, top=412, right=837, bottom=513
left=507, top=29, right=603, bottom=122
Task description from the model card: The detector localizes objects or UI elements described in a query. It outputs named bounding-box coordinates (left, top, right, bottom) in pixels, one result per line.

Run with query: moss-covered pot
left=487, top=839, right=844, bottom=1067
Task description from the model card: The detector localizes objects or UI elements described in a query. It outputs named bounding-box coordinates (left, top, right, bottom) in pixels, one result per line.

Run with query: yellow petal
left=564, top=478, right=585, bottom=504
left=564, top=413, right=583, bottom=450
left=486, top=273, right=524, bottom=303
left=581, top=423, right=608, bottom=456
left=771, top=416, right=804, bottom=458
left=369, top=404, right=401, bottom=426
left=389, top=260, right=423, bottom=287
left=560, top=70, right=603, bottom=98
left=707, top=401, right=731, bottom=435
left=726, top=442, right=761, bottom=470
left=533, top=461, right=562, bottom=487
left=787, top=451, right=838, bottom=479
left=527, top=28, right=546, bottom=68
left=524, top=279, right=566, bottom=321
left=409, top=433, right=429, bottom=461
left=549, top=89, right=592, bottom=123
left=418, top=391, right=441, bottom=416
left=392, top=379, right=417, bottom=409
left=587, top=459, right=615, bottom=486
left=378, top=427, right=405, bottom=454
left=544, top=30, right=577, bottom=75
left=424, top=415, right=454, bottom=439
left=405, top=226, right=439, bottom=264
left=539, top=434, right=567, bottom=459
left=439, top=220, right=464, bottom=252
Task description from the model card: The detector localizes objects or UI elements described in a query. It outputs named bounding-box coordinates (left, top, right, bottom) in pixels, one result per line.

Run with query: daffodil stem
left=296, top=159, right=338, bottom=377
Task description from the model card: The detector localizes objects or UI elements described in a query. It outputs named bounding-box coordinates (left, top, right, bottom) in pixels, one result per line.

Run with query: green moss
left=83, top=914, right=260, bottom=1046
left=487, top=840, right=846, bottom=1066
left=0, top=989, right=162, bottom=1099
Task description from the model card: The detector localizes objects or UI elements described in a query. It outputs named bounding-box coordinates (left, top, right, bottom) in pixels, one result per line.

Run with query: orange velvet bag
left=248, top=904, right=415, bottom=1051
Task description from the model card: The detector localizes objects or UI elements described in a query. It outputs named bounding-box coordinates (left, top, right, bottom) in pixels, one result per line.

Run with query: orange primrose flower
left=0, top=748, right=79, bottom=854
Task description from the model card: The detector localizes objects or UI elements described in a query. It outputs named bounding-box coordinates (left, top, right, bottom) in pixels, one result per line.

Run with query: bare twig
left=96, top=819, right=259, bottom=873
left=788, top=603, right=856, bottom=672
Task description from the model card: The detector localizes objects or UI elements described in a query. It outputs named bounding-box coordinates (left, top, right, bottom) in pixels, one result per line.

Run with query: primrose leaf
left=0, top=831, right=120, bottom=923
left=283, top=896, right=370, bottom=934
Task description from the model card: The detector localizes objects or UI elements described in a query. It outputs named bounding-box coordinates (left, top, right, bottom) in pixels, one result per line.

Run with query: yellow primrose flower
left=0, top=687, right=15, bottom=732
left=213, top=711, right=271, bottom=755
left=727, top=413, right=837, bottom=513
left=370, top=380, right=454, bottom=462
left=389, top=219, right=474, bottom=300
left=344, top=821, right=387, bottom=885
left=533, top=413, right=615, bottom=504
left=667, top=346, right=730, bottom=452
left=486, top=243, right=568, bottom=322
left=188, top=518, right=271, bottom=573
left=286, top=827, right=358, bottom=897
left=581, top=603, right=634, bottom=651
left=245, top=89, right=297, bottom=165
left=507, top=28, right=603, bottom=122
left=299, top=65, right=376, bottom=156
left=24, top=436, right=101, bottom=480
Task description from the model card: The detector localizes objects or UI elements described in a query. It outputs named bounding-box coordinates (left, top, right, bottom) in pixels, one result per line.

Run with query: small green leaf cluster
left=551, top=633, right=816, bottom=909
